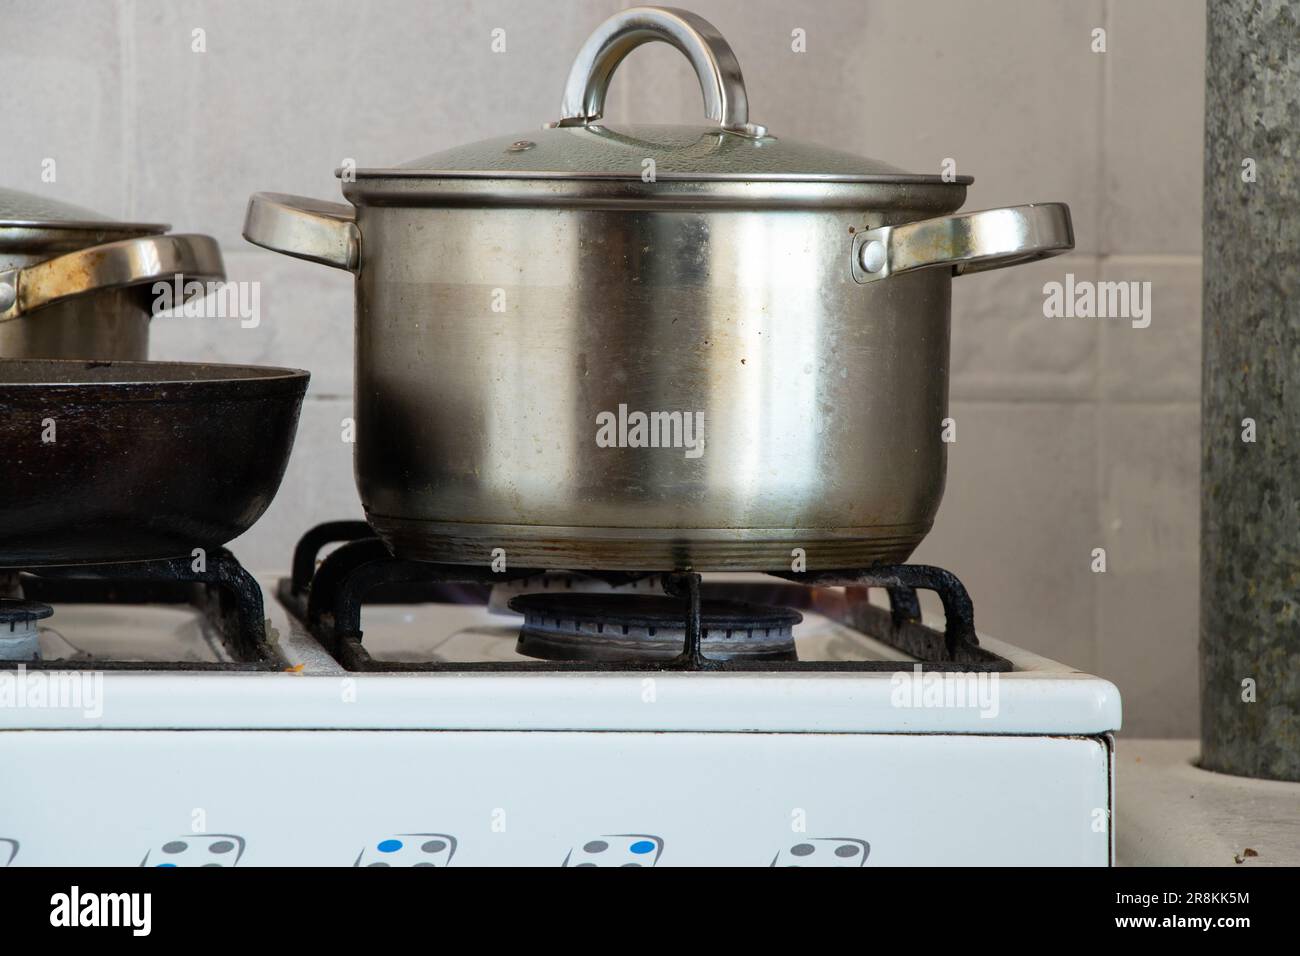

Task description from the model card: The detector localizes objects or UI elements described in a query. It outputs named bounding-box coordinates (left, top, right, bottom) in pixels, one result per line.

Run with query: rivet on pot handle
left=850, top=203, right=1074, bottom=284
left=243, top=192, right=360, bottom=273
left=549, top=6, right=766, bottom=138
left=0, top=234, right=225, bottom=323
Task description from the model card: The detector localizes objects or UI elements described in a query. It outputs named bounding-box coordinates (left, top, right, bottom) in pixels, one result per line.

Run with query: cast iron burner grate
left=0, top=548, right=282, bottom=671
left=280, top=522, right=1012, bottom=673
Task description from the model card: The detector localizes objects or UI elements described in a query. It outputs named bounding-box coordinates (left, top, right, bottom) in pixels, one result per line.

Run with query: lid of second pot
left=0, top=187, right=167, bottom=232
left=0, top=187, right=167, bottom=254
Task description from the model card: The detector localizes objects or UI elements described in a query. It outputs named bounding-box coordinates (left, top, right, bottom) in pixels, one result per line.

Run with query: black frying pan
left=0, top=359, right=308, bottom=567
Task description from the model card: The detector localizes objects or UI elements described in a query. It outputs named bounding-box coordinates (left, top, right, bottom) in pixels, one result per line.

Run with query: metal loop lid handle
left=0, top=234, right=225, bottom=322
left=850, top=204, right=1075, bottom=284
left=551, top=6, right=765, bottom=138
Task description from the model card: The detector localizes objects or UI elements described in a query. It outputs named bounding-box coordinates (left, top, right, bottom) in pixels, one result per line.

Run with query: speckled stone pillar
left=1201, top=1, right=1300, bottom=781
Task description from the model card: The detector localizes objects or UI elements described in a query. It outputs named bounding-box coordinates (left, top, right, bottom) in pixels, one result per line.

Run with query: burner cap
left=0, top=599, right=50, bottom=662
left=508, top=593, right=802, bottom=663
left=0, top=599, right=53, bottom=628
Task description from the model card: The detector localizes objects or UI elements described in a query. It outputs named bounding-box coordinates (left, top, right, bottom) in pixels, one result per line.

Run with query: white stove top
left=0, top=572, right=1121, bottom=866
left=3, top=573, right=1121, bottom=735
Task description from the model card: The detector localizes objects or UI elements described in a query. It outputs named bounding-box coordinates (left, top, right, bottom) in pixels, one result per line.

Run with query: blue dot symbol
left=377, top=839, right=403, bottom=853
left=629, top=840, right=655, bottom=855
left=156, top=863, right=176, bottom=867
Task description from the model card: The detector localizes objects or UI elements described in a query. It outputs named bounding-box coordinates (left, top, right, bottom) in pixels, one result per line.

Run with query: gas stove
left=0, top=524, right=1120, bottom=867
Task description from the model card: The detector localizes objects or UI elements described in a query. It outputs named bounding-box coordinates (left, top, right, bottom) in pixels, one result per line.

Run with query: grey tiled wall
left=4, top=0, right=1205, bottom=735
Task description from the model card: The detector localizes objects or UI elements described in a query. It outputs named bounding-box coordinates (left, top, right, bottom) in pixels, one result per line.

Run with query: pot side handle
left=850, top=203, right=1074, bottom=284
left=243, top=192, right=360, bottom=273
left=0, top=234, right=225, bottom=323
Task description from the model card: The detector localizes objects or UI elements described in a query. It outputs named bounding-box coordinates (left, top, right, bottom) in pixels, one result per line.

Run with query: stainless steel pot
left=0, top=188, right=224, bottom=360
left=244, top=6, right=1074, bottom=572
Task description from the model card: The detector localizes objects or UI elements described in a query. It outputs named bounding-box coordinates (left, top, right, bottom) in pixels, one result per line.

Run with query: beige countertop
left=1117, top=738, right=1300, bottom=867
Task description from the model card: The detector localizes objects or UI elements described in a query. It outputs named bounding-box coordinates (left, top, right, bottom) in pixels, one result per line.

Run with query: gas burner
left=0, top=600, right=53, bottom=662
left=509, top=593, right=801, bottom=663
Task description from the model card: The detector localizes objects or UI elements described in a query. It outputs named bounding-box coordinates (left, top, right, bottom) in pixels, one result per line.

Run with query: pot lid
left=377, top=124, right=956, bottom=183
left=0, top=187, right=166, bottom=232
left=0, top=187, right=168, bottom=257
left=346, top=7, right=971, bottom=189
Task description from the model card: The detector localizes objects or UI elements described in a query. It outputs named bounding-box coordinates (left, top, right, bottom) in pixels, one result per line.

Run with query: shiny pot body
left=353, top=200, right=951, bottom=570
left=0, top=292, right=150, bottom=360
left=0, top=239, right=150, bottom=360
left=0, top=224, right=224, bottom=361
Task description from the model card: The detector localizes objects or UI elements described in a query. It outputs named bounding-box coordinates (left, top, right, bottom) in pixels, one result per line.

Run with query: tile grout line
left=1097, top=0, right=1113, bottom=265
left=1090, top=0, right=1114, bottom=677
left=119, top=0, right=137, bottom=219
left=1095, top=0, right=1112, bottom=411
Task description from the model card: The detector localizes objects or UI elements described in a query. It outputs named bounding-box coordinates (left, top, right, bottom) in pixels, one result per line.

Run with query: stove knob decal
left=139, top=834, right=246, bottom=867
left=770, top=837, right=870, bottom=867
left=354, top=833, right=457, bottom=867
left=562, top=834, right=663, bottom=867
left=1, top=838, right=17, bottom=867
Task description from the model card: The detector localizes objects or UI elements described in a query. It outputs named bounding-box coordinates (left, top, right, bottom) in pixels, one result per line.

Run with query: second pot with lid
left=0, top=188, right=224, bottom=361
left=244, top=5, right=1074, bottom=572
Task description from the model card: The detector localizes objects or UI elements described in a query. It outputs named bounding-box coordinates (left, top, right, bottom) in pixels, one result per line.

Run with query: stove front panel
left=0, top=730, right=1112, bottom=866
